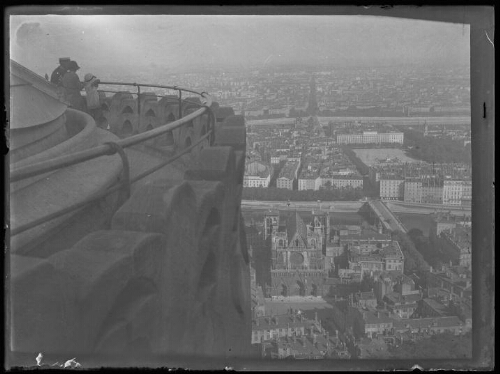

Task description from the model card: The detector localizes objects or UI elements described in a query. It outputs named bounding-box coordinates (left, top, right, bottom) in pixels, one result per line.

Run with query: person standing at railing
left=62, top=61, right=86, bottom=112
left=50, top=57, right=70, bottom=86
left=83, top=73, right=101, bottom=121
left=50, top=57, right=71, bottom=101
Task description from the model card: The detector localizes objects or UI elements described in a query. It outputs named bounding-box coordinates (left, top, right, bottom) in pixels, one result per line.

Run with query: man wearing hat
left=50, top=57, right=70, bottom=86
left=62, top=60, right=86, bottom=111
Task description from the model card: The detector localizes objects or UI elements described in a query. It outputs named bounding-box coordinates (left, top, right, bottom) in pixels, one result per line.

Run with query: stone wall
left=9, top=91, right=251, bottom=365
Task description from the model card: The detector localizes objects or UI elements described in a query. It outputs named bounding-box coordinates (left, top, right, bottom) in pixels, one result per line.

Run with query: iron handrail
left=10, top=131, right=212, bottom=237
left=98, top=81, right=208, bottom=98
left=10, top=81, right=216, bottom=236
left=10, top=83, right=213, bottom=183
left=97, top=90, right=206, bottom=107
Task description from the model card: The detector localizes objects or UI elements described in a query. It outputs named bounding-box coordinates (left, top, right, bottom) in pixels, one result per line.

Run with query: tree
left=407, top=228, right=446, bottom=269
left=360, top=274, right=376, bottom=292
left=402, top=128, right=471, bottom=164
left=391, top=230, right=430, bottom=274
left=242, top=187, right=363, bottom=202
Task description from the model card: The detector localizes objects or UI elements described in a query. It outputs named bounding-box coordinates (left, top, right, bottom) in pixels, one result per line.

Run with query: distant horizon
left=10, top=59, right=471, bottom=82
left=10, top=14, right=469, bottom=77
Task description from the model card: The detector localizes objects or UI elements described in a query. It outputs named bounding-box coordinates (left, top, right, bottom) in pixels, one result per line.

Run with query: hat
left=59, top=57, right=70, bottom=64
left=84, top=73, right=96, bottom=82
left=68, top=61, right=80, bottom=71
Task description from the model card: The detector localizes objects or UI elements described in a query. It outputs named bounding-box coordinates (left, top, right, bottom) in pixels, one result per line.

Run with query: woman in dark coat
left=62, top=61, right=86, bottom=111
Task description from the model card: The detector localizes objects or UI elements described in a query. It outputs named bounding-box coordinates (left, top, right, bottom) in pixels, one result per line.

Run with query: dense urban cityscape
left=172, top=64, right=472, bottom=360
left=102, top=63, right=473, bottom=360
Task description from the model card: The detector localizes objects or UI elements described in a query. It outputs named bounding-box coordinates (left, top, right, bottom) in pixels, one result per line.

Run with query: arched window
left=166, top=112, right=176, bottom=123
left=121, top=120, right=134, bottom=136
left=122, top=105, right=134, bottom=114
left=145, top=108, right=156, bottom=117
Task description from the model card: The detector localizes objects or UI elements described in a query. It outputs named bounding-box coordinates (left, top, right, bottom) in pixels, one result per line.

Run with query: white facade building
left=336, top=132, right=404, bottom=145
left=277, top=177, right=294, bottom=190
left=243, top=161, right=272, bottom=188
left=298, top=176, right=322, bottom=191
left=442, top=179, right=472, bottom=206
left=380, top=178, right=405, bottom=200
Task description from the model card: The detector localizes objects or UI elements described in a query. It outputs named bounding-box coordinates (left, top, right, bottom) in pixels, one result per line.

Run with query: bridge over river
left=366, top=199, right=408, bottom=233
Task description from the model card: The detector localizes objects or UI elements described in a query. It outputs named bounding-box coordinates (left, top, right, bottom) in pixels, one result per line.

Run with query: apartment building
left=442, top=179, right=472, bottom=206
left=336, top=131, right=404, bottom=145
left=348, top=241, right=404, bottom=278
left=277, top=161, right=300, bottom=190
left=380, top=176, right=405, bottom=200
left=244, top=160, right=272, bottom=188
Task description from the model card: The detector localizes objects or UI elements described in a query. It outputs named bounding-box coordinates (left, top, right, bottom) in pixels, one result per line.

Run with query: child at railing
left=83, top=73, right=102, bottom=122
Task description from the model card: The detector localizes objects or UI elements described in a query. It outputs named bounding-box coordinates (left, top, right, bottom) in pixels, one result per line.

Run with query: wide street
left=241, top=200, right=364, bottom=212
left=247, top=116, right=471, bottom=127
left=385, top=200, right=471, bottom=215
left=242, top=199, right=471, bottom=216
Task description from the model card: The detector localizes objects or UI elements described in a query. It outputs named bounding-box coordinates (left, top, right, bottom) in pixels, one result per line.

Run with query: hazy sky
left=10, top=14, right=470, bottom=76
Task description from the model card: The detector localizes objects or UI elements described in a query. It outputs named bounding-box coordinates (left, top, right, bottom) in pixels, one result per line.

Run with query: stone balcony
left=8, top=60, right=251, bottom=367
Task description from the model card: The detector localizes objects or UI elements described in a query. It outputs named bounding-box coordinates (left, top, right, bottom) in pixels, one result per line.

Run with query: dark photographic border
left=5, top=5, right=494, bottom=371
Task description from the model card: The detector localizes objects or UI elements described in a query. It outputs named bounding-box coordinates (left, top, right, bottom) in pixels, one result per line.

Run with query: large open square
left=352, top=148, right=420, bottom=166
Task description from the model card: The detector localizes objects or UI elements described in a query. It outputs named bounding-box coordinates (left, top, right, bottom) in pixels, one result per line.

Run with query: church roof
left=283, top=211, right=308, bottom=245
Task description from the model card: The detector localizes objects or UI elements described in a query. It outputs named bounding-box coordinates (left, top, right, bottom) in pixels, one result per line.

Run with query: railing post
left=137, top=84, right=141, bottom=131
left=178, top=89, right=182, bottom=120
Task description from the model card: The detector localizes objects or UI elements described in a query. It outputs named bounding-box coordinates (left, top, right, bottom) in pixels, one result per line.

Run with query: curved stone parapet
left=9, top=61, right=249, bottom=365
left=10, top=230, right=166, bottom=355
left=99, top=91, right=216, bottom=153
left=11, top=109, right=102, bottom=193
left=11, top=147, right=249, bottom=360
left=10, top=114, right=68, bottom=163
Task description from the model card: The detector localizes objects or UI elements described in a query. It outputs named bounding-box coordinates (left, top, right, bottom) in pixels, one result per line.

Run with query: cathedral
left=264, top=210, right=330, bottom=297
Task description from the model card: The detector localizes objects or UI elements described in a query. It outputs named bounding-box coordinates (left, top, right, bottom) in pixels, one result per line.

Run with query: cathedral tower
left=264, top=210, right=279, bottom=240
left=312, top=210, right=330, bottom=253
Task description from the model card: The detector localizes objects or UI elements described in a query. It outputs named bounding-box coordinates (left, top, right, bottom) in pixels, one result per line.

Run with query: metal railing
left=10, top=82, right=216, bottom=237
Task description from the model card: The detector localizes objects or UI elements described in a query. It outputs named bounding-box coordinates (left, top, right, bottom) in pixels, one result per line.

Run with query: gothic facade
left=265, top=210, right=329, bottom=297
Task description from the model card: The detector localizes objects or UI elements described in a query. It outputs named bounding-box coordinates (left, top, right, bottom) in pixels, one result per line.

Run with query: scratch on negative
left=485, top=31, right=494, bottom=48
